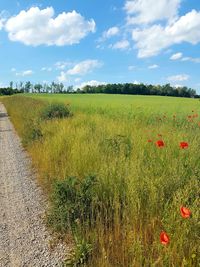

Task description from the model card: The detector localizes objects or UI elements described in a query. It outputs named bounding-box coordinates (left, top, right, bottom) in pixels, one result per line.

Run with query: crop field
left=1, top=94, right=199, bottom=266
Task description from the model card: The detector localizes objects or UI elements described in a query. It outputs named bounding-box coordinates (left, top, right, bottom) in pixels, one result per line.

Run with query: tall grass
left=1, top=95, right=199, bottom=266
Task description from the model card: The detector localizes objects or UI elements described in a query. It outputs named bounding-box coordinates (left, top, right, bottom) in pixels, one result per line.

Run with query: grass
left=1, top=94, right=199, bottom=266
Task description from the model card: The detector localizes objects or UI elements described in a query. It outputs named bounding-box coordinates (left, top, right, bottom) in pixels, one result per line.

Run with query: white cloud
left=124, top=0, right=181, bottom=25
left=57, top=71, right=68, bottom=82
left=110, top=40, right=130, bottom=50
left=102, top=26, right=119, bottom=39
left=75, top=80, right=107, bottom=89
left=173, top=84, right=183, bottom=88
left=170, top=52, right=183, bottom=60
left=41, top=67, right=52, bottom=71
left=55, top=61, right=72, bottom=70
left=16, top=70, right=33, bottom=76
left=67, top=60, right=103, bottom=76
left=11, top=67, right=16, bottom=72
left=168, top=74, right=189, bottom=82
left=170, top=52, right=200, bottom=63
left=132, top=10, right=200, bottom=58
left=0, top=19, right=4, bottom=30
left=148, top=64, right=159, bottom=69
left=74, top=78, right=81, bottom=83
left=5, top=7, right=96, bottom=46
left=181, top=57, right=200, bottom=63
left=133, top=80, right=140, bottom=84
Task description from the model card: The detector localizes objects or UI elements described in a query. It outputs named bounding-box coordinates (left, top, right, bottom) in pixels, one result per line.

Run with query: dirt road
left=0, top=103, right=70, bottom=267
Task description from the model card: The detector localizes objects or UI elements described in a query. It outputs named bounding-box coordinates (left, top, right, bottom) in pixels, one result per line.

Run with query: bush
left=47, top=175, right=97, bottom=233
left=23, top=119, right=43, bottom=145
left=41, top=103, right=72, bottom=120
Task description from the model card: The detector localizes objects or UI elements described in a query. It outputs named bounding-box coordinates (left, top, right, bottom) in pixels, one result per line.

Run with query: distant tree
left=9, top=81, right=13, bottom=89
left=24, top=81, right=32, bottom=93
left=34, top=83, right=43, bottom=93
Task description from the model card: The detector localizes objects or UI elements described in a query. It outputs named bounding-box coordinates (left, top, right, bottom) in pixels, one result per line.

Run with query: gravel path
left=0, top=103, right=71, bottom=267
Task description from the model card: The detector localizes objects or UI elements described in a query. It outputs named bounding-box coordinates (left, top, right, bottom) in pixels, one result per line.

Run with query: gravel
left=0, top=103, right=72, bottom=267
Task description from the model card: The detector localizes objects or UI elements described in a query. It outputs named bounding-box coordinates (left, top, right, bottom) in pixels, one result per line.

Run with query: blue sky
left=0, top=0, right=200, bottom=92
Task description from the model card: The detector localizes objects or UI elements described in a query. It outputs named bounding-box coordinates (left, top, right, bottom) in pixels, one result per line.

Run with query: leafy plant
left=41, top=103, right=72, bottom=120
left=47, top=175, right=97, bottom=233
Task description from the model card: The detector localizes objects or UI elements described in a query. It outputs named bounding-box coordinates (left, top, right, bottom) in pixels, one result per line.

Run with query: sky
left=0, top=0, right=200, bottom=92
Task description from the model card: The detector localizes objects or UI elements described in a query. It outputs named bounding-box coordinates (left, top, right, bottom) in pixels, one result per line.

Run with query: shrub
left=41, top=103, right=72, bottom=120
left=22, top=119, right=43, bottom=145
left=47, top=175, right=97, bottom=233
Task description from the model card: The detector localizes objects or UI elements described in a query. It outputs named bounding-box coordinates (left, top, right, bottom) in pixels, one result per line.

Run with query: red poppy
left=188, top=115, right=192, bottom=119
left=180, top=142, right=189, bottom=149
left=156, top=140, right=165, bottom=147
left=148, top=139, right=152, bottom=143
left=160, top=231, right=170, bottom=245
left=180, top=206, right=191, bottom=218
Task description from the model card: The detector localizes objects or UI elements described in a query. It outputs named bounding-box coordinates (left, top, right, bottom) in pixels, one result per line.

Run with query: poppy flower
left=180, top=206, right=191, bottom=218
left=156, top=140, right=165, bottom=147
left=188, top=115, right=192, bottom=119
left=180, top=142, right=188, bottom=149
left=148, top=139, right=152, bottom=143
left=160, top=231, right=170, bottom=245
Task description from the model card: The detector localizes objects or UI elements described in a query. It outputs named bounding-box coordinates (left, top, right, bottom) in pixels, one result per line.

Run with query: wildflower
left=156, top=140, right=165, bottom=147
left=158, top=134, right=162, bottom=137
left=160, top=231, right=170, bottom=245
left=180, top=206, right=191, bottom=218
left=148, top=139, right=152, bottom=143
left=180, top=142, right=189, bottom=149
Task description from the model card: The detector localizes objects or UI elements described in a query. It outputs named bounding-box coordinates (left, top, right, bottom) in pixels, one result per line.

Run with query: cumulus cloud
left=110, top=40, right=130, bottom=50
left=5, top=7, right=96, bottom=46
left=16, top=70, right=33, bottom=76
left=57, top=60, right=103, bottom=82
left=148, top=64, right=159, bottom=69
left=57, top=71, right=68, bottom=82
left=75, top=80, right=107, bottom=89
left=67, top=60, right=103, bottom=76
left=124, top=0, right=181, bottom=25
left=170, top=52, right=183, bottom=60
left=132, top=10, right=200, bottom=58
left=170, top=52, right=200, bottom=63
left=102, top=26, right=119, bottom=39
left=168, top=74, right=189, bottom=82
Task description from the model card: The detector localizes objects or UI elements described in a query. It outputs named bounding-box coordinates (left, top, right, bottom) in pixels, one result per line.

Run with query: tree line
left=78, top=83, right=198, bottom=98
left=0, top=81, right=199, bottom=98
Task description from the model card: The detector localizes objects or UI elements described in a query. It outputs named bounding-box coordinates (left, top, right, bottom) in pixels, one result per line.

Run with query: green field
left=28, top=93, right=200, bottom=116
left=1, top=94, right=199, bottom=266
